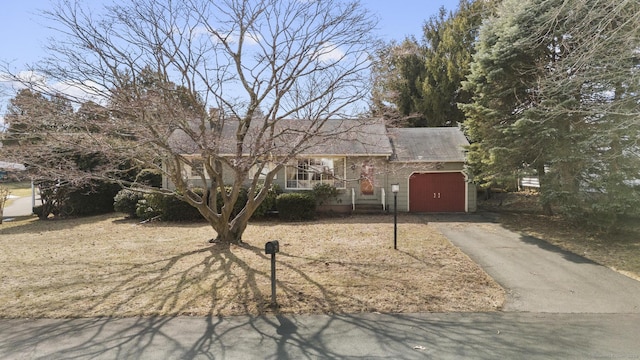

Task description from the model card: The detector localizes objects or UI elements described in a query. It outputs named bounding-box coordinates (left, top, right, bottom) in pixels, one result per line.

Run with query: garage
left=409, top=172, right=466, bottom=212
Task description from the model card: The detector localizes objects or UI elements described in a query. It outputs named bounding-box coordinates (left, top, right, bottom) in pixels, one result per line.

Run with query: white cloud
left=316, top=42, right=345, bottom=63
left=1, top=70, right=107, bottom=106
left=192, top=26, right=262, bottom=46
left=50, top=79, right=107, bottom=105
left=0, top=70, right=46, bottom=93
left=223, top=31, right=262, bottom=46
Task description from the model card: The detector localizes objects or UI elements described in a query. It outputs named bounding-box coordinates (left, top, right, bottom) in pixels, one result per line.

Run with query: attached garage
left=409, top=172, right=466, bottom=212
left=387, top=127, right=474, bottom=213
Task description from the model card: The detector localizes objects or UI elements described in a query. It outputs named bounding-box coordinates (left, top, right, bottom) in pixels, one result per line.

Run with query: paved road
left=2, top=212, right=640, bottom=359
left=2, top=312, right=640, bottom=359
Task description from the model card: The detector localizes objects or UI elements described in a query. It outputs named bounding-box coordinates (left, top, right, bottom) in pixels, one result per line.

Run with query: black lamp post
left=391, top=184, right=399, bottom=250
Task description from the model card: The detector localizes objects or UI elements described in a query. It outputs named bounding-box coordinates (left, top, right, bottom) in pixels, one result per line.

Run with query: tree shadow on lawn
left=36, top=242, right=273, bottom=318
left=4, top=235, right=371, bottom=319
left=0, top=240, right=434, bottom=359
left=2, top=210, right=505, bottom=324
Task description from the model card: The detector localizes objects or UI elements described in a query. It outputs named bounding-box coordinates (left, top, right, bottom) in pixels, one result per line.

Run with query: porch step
left=352, top=203, right=385, bottom=214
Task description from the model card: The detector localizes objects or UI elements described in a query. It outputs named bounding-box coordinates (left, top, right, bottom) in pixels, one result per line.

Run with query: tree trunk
left=211, top=222, right=244, bottom=245
left=208, top=215, right=251, bottom=245
left=536, top=163, right=554, bottom=216
left=206, top=204, right=253, bottom=245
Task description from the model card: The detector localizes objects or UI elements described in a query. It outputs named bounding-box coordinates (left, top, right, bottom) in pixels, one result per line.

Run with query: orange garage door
left=409, top=172, right=465, bottom=212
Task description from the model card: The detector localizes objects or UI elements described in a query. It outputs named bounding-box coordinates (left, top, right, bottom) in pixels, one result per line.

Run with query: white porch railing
left=381, top=187, right=386, bottom=211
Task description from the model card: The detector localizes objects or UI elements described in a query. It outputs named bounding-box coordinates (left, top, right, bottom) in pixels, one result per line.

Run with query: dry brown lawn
left=0, top=214, right=504, bottom=318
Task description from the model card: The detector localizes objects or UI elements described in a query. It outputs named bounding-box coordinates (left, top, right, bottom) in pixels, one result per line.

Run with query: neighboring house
left=166, top=120, right=476, bottom=213
left=520, top=176, right=540, bottom=190
left=0, top=161, right=26, bottom=181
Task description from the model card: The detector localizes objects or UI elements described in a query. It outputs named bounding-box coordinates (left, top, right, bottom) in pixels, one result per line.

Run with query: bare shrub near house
left=0, top=186, right=10, bottom=224
left=2, top=0, right=379, bottom=243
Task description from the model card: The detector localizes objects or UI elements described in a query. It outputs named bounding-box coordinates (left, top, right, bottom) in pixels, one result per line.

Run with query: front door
left=360, top=162, right=375, bottom=196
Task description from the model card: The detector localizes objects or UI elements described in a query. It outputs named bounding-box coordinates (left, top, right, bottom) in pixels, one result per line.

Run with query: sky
left=0, top=0, right=459, bottom=118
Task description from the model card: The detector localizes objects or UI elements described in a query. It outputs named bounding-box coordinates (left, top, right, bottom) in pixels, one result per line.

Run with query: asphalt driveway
left=430, top=213, right=640, bottom=313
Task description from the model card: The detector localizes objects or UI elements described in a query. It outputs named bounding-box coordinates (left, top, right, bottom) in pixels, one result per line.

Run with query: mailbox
left=265, top=240, right=280, bottom=306
left=265, top=240, right=280, bottom=255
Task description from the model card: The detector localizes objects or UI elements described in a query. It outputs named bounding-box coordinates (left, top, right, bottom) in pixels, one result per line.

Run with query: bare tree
left=1, top=0, right=378, bottom=243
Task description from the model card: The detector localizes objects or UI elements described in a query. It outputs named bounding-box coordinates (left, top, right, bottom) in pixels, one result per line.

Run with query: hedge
left=133, top=184, right=280, bottom=222
left=63, top=181, right=121, bottom=216
left=276, top=192, right=316, bottom=221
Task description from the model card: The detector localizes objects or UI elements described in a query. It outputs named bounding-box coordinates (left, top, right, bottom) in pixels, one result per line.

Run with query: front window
left=250, top=160, right=276, bottom=181
left=190, top=159, right=204, bottom=177
left=286, top=157, right=345, bottom=189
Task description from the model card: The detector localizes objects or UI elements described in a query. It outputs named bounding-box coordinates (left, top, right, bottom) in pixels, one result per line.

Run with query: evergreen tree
left=370, top=39, right=426, bottom=126
left=371, top=0, right=498, bottom=126
left=463, top=0, right=640, bottom=223
left=421, top=0, right=498, bottom=126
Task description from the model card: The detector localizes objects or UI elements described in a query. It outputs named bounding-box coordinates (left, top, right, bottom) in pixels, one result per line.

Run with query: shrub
left=216, top=187, right=248, bottom=218
left=136, top=169, right=162, bottom=188
left=212, top=185, right=277, bottom=219
left=312, top=183, right=340, bottom=205
left=249, top=183, right=281, bottom=219
left=136, top=193, right=165, bottom=221
left=114, top=189, right=144, bottom=218
left=64, top=181, right=121, bottom=216
left=33, top=205, right=47, bottom=220
left=162, top=191, right=203, bottom=221
left=132, top=184, right=282, bottom=222
left=276, top=192, right=316, bottom=221
left=135, top=190, right=203, bottom=222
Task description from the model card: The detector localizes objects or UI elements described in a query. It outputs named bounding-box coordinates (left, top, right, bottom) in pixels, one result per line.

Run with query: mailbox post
left=265, top=240, right=280, bottom=306
left=391, top=184, right=399, bottom=250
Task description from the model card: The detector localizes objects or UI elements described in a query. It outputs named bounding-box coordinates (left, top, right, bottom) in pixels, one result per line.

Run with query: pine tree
left=463, top=0, right=640, bottom=223
left=371, top=0, right=498, bottom=127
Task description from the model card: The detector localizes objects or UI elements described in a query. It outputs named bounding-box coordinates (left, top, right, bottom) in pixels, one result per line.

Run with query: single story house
left=166, top=119, right=476, bottom=213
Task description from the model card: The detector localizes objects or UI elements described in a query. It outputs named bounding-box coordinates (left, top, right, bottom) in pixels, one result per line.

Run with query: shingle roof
left=169, top=119, right=393, bottom=156
left=388, top=127, right=468, bottom=162
left=170, top=120, right=469, bottom=162
left=295, top=119, right=392, bottom=156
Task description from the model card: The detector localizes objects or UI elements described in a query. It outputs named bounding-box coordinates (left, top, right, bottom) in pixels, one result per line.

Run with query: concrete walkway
left=2, top=213, right=640, bottom=359
left=3, top=195, right=35, bottom=218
